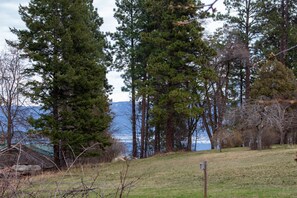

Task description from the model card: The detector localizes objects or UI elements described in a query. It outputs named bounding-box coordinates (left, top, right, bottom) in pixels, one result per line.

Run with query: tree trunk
left=145, top=96, right=150, bottom=157
left=7, top=110, right=12, bottom=149
left=280, top=131, right=285, bottom=145
left=166, top=114, right=174, bottom=152
left=154, top=125, right=161, bottom=154
left=140, top=95, right=146, bottom=158
left=240, top=63, right=244, bottom=105
left=53, top=85, right=62, bottom=167
left=132, top=86, right=137, bottom=157
left=279, top=0, right=289, bottom=64
left=130, top=7, right=138, bottom=158
left=257, top=132, right=262, bottom=150
left=245, top=0, right=251, bottom=100
left=206, top=83, right=215, bottom=132
left=202, top=111, right=214, bottom=149
left=53, top=144, right=60, bottom=168
left=187, top=128, right=192, bottom=151
left=245, top=59, right=251, bottom=100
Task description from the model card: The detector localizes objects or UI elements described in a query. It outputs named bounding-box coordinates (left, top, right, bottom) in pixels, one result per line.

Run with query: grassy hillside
left=20, top=145, right=297, bottom=197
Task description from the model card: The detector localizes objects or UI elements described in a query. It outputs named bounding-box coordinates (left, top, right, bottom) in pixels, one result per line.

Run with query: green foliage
left=112, top=0, right=151, bottom=157
left=144, top=0, right=216, bottom=150
left=251, top=57, right=297, bottom=99
left=112, top=0, right=147, bottom=91
left=223, top=0, right=261, bottom=44
left=10, top=0, right=112, bottom=156
left=254, top=0, right=297, bottom=71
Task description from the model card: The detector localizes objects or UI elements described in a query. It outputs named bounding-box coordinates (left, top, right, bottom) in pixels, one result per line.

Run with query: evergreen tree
left=222, top=0, right=261, bottom=100
left=255, top=0, right=297, bottom=72
left=251, top=54, right=297, bottom=100
left=9, top=0, right=111, bottom=166
left=113, top=0, right=146, bottom=158
left=144, top=0, right=215, bottom=152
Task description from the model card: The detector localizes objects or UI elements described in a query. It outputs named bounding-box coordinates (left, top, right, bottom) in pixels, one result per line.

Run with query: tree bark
left=53, top=144, right=60, bottom=168
left=187, top=126, right=192, bottom=151
left=140, top=95, right=146, bottom=158
left=53, top=84, right=62, bottom=167
left=279, top=0, right=289, bottom=64
left=132, top=85, right=137, bottom=157
left=245, top=0, right=251, bottom=100
left=7, top=109, right=12, bottom=149
left=202, top=111, right=214, bottom=149
left=154, top=125, right=161, bottom=154
left=145, top=96, right=150, bottom=157
left=165, top=99, right=175, bottom=152
left=166, top=113, right=174, bottom=152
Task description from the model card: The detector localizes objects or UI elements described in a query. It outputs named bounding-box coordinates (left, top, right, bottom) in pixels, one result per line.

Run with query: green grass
left=21, top=145, right=297, bottom=197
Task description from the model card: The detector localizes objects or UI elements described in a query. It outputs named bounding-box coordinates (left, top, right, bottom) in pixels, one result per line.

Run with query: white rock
left=12, top=165, right=42, bottom=175
left=112, top=156, right=126, bottom=163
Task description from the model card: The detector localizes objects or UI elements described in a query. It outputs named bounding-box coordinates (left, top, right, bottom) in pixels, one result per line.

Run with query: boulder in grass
left=112, top=156, right=126, bottom=163
left=11, top=165, right=42, bottom=175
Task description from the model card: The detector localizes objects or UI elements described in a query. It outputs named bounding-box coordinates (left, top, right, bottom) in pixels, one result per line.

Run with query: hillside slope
left=21, top=145, right=297, bottom=197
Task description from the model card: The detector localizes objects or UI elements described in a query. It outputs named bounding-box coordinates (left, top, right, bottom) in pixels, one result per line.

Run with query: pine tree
left=144, top=0, right=215, bottom=152
left=251, top=55, right=297, bottom=100
left=113, top=0, right=147, bottom=158
left=222, top=0, right=261, bottom=100
left=255, top=0, right=297, bottom=72
left=9, top=0, right=111, bottom=166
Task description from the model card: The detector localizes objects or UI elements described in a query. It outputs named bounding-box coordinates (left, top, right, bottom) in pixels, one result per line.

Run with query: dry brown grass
left=4, top=145, right=297, bottom=197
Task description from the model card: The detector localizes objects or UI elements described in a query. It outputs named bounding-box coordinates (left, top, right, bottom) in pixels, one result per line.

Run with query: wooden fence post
left=200, top=161, right=208, bottom=198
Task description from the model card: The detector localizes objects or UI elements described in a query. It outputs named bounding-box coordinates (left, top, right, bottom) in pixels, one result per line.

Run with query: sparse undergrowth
left=4, top=145, right=297, bottom=197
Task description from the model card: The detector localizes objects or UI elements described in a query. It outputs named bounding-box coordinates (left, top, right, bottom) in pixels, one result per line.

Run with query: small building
left=0, top=144, right=55, bottom=170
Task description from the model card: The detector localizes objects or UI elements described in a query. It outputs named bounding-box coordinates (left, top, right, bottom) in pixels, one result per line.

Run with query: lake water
left=116, top=140, right=211, bottom=156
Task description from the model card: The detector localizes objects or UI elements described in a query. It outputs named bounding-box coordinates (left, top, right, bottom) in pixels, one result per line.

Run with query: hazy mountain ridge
left=0, top=102, right=210, bottom=152
left=110, top=101, right=133, bottom=142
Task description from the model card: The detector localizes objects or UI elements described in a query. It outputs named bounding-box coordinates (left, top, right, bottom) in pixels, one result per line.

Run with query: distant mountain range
left=110, top=102, right=133, bottom=142
left=0, top=102, right=211, bottom=153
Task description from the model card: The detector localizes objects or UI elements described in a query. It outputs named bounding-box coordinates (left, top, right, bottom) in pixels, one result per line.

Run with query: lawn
left=12, top=145, right=297, bottom=197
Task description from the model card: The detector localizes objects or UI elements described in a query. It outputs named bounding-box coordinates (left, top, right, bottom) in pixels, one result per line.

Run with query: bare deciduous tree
left=225, top=101, right=276, bottom=150
left=264, top=102, right=290, bottom=144
left=224, top=99, right=297, bottom=149
left=0, top=47, right=28, bottom=148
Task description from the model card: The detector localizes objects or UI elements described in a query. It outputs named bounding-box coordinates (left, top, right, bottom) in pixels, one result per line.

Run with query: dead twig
left=115, top=161, right=142, bottom=198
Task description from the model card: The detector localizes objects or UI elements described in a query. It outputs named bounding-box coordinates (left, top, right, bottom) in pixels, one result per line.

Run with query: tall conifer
left=113, top=0, right=145, bottom=157
left=144, top=0, right=215, bottom=152
left=10, top=0, right=111, bottom=166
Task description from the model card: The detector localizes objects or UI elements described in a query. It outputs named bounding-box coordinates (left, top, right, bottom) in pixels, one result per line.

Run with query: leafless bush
left=0, top=140, right=140, bottom=197
left=0, top=143, right=39, bottom=197
left=64, top=139, right=126, bottom=166
left=224, top=101, right=286, bottom=150
left=101, top=139, right=126, bottom=162
left=114, top=161, right=141, bottom=198
left=212, top=128, right=243, bottom=149
left=264, top=102, right=293, bottom=144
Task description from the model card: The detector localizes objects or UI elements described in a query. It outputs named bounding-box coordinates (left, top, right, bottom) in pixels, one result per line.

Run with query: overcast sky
left=0, top=0, right=223, bottom=102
